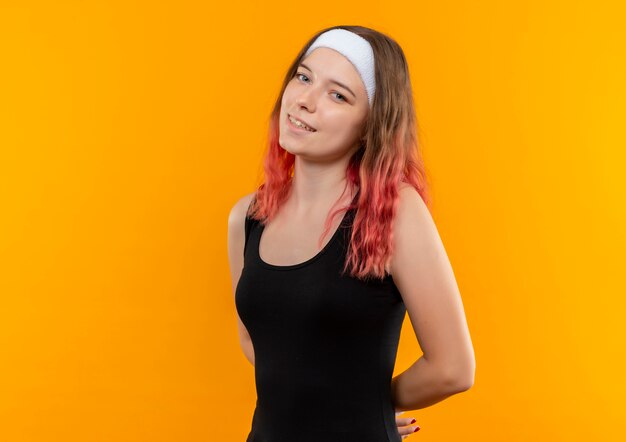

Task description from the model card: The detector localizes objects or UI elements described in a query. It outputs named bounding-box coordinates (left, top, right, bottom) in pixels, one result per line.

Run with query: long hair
left=248, top=25, right=432, bottom=282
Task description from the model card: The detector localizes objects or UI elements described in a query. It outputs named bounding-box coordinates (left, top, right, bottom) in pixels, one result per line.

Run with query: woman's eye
left=295, top=73, right=346, bottom=102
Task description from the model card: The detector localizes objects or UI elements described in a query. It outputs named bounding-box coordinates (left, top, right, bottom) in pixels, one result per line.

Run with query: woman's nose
left=295, top=88, right=317, bottom=111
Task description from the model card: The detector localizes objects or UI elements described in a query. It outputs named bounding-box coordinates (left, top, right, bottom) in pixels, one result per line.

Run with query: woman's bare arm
left=227, top=192, right=257, bottom=366
left=389, top=184, right=475, bottom=411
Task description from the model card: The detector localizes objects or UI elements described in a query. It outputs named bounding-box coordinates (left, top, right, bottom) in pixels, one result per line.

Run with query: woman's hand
left=395, top=410, right=421, bottom=439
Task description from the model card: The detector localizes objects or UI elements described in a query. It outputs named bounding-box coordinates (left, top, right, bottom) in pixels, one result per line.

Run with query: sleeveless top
left=235, top=194, right=407, bottom=442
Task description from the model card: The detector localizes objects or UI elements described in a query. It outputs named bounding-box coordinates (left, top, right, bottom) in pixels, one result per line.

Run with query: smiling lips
left=288, top=114, right=316, bottom=132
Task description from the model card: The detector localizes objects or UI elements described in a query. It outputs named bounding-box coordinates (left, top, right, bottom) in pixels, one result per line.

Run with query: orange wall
left=1, top=1, right=624, bottom=441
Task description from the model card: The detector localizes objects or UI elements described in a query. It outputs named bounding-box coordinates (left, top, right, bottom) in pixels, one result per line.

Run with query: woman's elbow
left=454, top=373, right=474, bottom=392
left=442, top=358, right=475, bottom=392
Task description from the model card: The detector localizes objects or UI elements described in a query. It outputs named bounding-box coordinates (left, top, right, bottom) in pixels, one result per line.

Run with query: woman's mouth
left=287, top=114, right=316, bottom=132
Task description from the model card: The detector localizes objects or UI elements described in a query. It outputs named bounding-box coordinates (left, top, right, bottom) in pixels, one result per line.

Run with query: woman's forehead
left=300, top=48, right=365, bottom=96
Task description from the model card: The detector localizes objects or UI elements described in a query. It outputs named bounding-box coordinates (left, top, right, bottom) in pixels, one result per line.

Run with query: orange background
left=1, top=1, right=624, bottom=441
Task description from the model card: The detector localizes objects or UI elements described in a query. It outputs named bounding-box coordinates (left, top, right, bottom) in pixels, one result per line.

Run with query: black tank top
left=235, top=194, right=407, bottom=442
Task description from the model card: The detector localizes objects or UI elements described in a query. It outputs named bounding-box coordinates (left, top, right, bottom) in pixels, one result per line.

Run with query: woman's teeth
left=289, top=115, right=315, bottom=132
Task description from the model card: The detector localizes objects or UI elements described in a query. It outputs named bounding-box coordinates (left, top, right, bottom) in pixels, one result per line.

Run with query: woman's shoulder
left=394, top=184, right=431, bottom=235
left=388, top=183, right=436, bottom=274
left=228, top=191, right=258, bottom=234
left=397, top=182, right=427, bottom=211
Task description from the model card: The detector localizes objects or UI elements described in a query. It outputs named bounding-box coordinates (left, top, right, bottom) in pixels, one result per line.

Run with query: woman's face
left=279, top=47, right=370, bottom=161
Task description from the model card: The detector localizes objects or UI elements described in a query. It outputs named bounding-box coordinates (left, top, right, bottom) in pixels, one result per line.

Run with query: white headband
left=304, top=28, right=376, bottom=107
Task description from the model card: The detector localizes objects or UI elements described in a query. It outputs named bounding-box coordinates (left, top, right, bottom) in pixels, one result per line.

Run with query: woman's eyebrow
left=299, top=63, right=356, bottom=99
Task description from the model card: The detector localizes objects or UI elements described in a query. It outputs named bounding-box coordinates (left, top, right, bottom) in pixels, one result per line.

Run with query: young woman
left=228, top=25, right=475, bottom=441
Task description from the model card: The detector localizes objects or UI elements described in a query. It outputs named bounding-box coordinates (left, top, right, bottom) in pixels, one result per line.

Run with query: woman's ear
left=360, top=121, right=369, bottom=141
left=359, top=128, right=366, bottom=142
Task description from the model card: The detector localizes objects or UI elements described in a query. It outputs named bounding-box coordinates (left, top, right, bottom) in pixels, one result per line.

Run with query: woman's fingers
left=395, top=417, right=414, bottom=426
left=395, top=414, right=421, bottom=438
